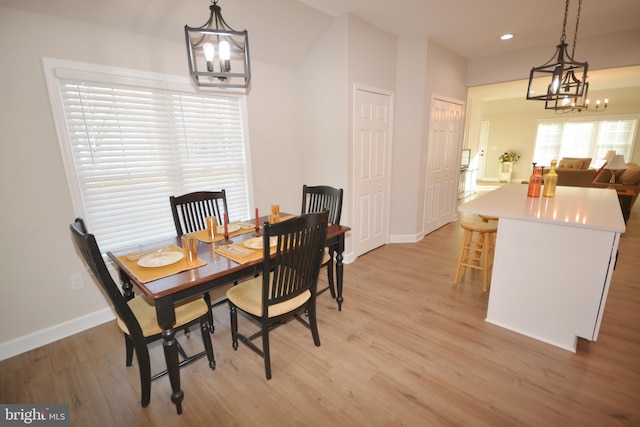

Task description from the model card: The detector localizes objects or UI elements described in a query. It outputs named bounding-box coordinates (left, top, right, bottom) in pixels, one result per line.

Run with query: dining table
left=107, top=214, right=350, bottom=414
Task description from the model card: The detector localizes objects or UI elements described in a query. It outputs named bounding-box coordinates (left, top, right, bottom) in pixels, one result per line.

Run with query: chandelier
left=554, top=96, right=609, bottom=114
left=526, top=0, right=590, bottom=112
left=185, top=0, right=251, bottom=89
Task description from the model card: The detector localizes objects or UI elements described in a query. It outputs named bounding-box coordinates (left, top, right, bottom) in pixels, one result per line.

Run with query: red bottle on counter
left=527, top=166, right=543, bottom=197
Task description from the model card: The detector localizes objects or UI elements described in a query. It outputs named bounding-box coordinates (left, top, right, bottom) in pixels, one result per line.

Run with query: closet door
left=424, top=98, right=464, bottom=235
left=354, top=87, right=393, bottom=256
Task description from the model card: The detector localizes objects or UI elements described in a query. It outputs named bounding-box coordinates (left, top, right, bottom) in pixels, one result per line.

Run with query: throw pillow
left=594, top=168, right=613, bottom=183
left=594, top=162, right=607, bottom=178
left=580, top=157, right=592, bottom=169
left=619, top=164, right=640, bottom=185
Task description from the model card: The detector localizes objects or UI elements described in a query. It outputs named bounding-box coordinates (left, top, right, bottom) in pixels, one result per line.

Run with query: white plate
left=216, top=224, right=241, bottom=234
left=244, top=236, right=277, bottom=250
left=137, top=251, right=184, bottom=268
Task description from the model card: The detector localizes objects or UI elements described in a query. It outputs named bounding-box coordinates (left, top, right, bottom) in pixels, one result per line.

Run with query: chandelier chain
left=571, top=0, right=582, bottom=57
left=560, top=0, right=570, bottom=43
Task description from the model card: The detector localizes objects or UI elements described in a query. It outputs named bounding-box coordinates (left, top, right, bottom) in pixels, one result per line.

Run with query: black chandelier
left=185, top=0, right=251, bottom=89
left=526, top=0, right=589, bottom=112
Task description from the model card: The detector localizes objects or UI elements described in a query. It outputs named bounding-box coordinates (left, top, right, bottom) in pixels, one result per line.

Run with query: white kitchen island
left=459, top=184, right=626, bottom=352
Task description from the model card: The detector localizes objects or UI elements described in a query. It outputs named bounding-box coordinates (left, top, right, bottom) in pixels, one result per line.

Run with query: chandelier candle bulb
left=203, top=43, right=215, bottom=71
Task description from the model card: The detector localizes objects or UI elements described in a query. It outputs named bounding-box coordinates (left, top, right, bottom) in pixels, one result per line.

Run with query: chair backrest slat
left=170, top=190, right=228, bottom=236
left=261, top=212, right=328, bottom=315
left=301, top=185, right=343, bottom=225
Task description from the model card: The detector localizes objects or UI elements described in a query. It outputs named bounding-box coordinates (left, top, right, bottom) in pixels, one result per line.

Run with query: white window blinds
left=533, top=116, right=638, bottom=168
left=45, top=59, right=251, bottom=251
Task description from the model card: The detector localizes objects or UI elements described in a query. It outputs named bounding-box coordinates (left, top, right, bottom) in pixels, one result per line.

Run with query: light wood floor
left=2, top=190, right=639, bottom=426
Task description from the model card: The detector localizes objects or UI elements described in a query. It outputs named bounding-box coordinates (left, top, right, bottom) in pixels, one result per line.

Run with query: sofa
left=542, top=157, right=596, bottom=187
left=542, top=157, right=640, bottom=212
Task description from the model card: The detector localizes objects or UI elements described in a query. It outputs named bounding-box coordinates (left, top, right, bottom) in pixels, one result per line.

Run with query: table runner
left=118, top=244, right=206, bottom=284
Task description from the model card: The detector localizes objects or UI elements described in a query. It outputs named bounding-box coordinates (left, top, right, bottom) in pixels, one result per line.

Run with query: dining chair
left=226, top=211, right=329, bottom=380
left=69, top=218, right=215, bottom=408
left=301, top=185, right=343, bottom=298
left=169, top=190, right=228, bottom=236
left=170, top=190, right=229, bottom=331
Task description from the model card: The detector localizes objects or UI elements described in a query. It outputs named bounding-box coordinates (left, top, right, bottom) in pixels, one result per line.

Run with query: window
left=533, top=116, right=638, bottom=168
left=44, top=59, right=252, bottom=251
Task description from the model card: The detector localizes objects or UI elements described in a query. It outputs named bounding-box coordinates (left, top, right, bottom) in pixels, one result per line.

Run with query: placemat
left=192, top=223, right=255, bottom=243
left=215, top=240, right=277, bottom=265
left=118, top=244, right=206, bottom=284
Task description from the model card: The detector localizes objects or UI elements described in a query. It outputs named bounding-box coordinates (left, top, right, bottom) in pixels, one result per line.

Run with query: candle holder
left=220, top=213, right=233, bottom=244
left=253, top=208, right=262, bottom=236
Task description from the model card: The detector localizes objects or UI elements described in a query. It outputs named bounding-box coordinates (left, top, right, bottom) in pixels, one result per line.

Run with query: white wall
left=298, top=15, right=349, bottom=204
left=246, top=61, right=305, bottom=215
left=391, top=39, right=427, bottom=239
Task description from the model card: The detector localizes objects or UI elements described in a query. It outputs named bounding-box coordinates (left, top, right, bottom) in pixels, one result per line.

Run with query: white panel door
left=478, top=120, right=490, bottom=180
left=354, top=88, right=392, bottom=257
left=424, top=98, right=464, bottom=235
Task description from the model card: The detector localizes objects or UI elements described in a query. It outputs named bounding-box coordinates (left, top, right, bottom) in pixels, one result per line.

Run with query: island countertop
left=459, top=183, right=626, bottom=233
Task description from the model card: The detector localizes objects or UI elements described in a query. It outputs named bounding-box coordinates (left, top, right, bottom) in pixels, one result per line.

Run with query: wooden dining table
left=107, top=215, right=350, bottom=414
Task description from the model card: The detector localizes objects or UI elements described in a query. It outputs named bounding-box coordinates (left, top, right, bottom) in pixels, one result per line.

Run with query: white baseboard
left=390, top=233, right=421, bottom=243
left=0, top=308, right=115, bottom=361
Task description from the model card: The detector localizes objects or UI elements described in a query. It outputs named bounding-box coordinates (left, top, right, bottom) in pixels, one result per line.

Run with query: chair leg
left=136, top=345, right=152, bottom=407
left=307, top=301, right=321, bottom=347
left=482, top=233, right=490, bottom=292
left=204, top=292, right=214, bottom=333
left=125, top=334, right=134, bottom=367
left=262, top=326, right=272, bottom=380
left=176, top=342, right=188, bottom=361
left=200, top=317, right=216, bottom=370
left=326, top=252, right=336, bottom=298
left=230, top=304, right=239, bottom=351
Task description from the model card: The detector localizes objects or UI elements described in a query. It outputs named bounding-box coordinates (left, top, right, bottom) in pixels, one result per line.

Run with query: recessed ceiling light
left=500, top=34, right=514, bottom=40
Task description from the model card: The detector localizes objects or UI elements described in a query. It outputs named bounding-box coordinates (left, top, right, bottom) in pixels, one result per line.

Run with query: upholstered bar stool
left=454, top=221, right=497, bottom=292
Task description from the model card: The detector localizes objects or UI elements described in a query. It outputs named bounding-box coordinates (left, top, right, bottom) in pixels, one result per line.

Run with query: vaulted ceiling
left=2, top=0, right=639, bottom=99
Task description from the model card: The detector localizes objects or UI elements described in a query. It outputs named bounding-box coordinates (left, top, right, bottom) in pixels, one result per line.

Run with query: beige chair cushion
left=227, top=273, right=311, bottom=318
left=321, top=250, right=331, bottom=266
left=116, top=295, right=209, bottom=337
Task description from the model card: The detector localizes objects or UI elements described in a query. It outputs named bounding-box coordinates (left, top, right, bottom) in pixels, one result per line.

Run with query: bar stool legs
left=475, top=215, right=498, bottom=266
left=454, top=221, right=497, bottom=292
